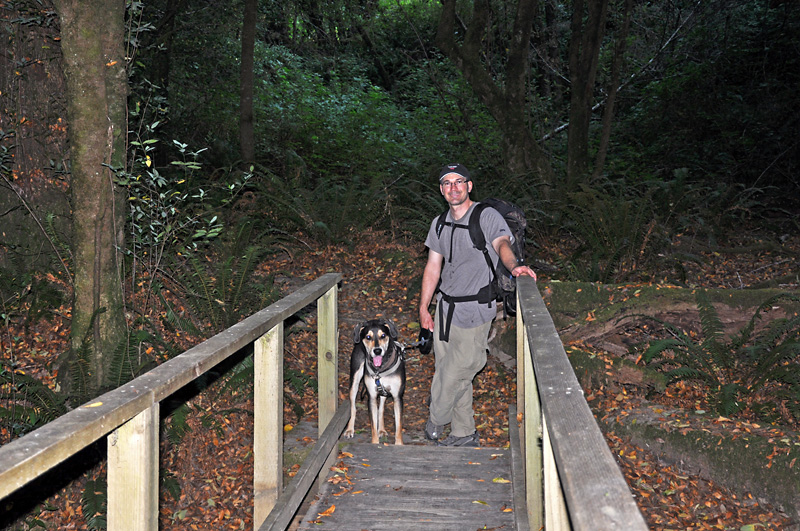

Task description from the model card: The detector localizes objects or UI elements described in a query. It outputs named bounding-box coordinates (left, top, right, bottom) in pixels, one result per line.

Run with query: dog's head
left=353, top=319, right=398, bottom=369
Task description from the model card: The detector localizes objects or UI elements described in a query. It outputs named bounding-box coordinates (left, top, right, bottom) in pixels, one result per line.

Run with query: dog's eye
left=365, top=333, right=373, bottom=341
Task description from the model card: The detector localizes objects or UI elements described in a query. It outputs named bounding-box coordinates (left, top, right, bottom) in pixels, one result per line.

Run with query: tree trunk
left=54, top=0, right=128, bottom=392
left=566, top=0, right=609, bottom=188
left=435, top=0, right=554, bottom=188
left=239, top=0, right=256, bottom=164
left=593, top=0, right=633, bottom=180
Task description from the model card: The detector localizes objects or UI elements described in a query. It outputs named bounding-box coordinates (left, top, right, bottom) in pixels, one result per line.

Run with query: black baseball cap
left=438, top=163, right=471, bottom=182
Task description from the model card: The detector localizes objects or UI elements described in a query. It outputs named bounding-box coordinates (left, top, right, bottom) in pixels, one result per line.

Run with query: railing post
left=107, top=402, right=159, bottom=531
left=519, top=300, right=544, bottom=530
left=543, top=416, right=570, bottom=530
left=254, top=323, right=284, bottom=528
left=316, top=283, right=338, bottom=486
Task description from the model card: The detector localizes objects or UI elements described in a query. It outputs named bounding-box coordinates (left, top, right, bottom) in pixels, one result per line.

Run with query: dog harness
left=368, top=342, right=405, bottom=398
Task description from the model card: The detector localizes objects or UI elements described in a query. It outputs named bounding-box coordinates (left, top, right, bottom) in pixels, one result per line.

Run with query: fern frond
left=664, top=366, right=705, bottom=382
left=694, top=290, right=728, bottom=361
left=229, top=245, right=264, bottom=320
left=716, top=383, right=744, bottom=416
left=81, top=478, right=107, bottom=531
left=157, top=287, right=201, bottom=335
left=641, top=338, right=689, bottom=363
left=184, top=252, right=223, bottom=329
left=67, top=339, right=94, bottom=405
left=165, top=403, right=192, bottom=445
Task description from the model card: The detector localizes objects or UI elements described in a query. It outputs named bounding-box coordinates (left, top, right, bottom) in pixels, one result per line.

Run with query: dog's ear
left=353, top=322, right=367, bottom=343
left=383, top=319, right=398, bottom=340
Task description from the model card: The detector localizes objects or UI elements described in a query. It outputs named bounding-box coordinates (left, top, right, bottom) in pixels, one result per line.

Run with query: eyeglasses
left=440, top=178, right=468, bottom=188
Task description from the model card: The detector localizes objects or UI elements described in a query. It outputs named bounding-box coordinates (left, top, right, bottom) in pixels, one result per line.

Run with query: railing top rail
left=0, top=273, right=342, bottom=501
left=517, top=276, right=648, bottom=530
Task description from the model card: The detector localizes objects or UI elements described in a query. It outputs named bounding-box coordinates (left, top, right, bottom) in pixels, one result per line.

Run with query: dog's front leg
left=392, top=397, right=404, bottom=445
left=344, top=363, right=364, bottom=439
left=369, top=394, right=386, bottom=444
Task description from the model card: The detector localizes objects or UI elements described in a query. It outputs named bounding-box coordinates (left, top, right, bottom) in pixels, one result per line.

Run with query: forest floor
left=1, top=225, right=799, bottom=530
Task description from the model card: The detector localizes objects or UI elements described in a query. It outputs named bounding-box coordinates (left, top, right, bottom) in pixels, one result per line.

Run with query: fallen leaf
left=318, top=505, right=336, bottom=517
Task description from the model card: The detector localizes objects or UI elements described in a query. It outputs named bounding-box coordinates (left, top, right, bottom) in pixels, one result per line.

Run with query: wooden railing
left=0, top=273, right=342, bottom=531
left=515, top=276, right=648, bottom=530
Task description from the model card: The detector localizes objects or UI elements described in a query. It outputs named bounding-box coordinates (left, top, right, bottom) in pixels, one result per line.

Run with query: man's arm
left=419, top=249, right=444, bottom=331
left=492, top=236, right=537, bottom=280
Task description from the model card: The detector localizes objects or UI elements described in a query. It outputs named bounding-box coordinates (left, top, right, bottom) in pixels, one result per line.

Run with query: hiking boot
left=435, top=431, right=480, bottom=447
left=424, top=419, right=444, bottom=441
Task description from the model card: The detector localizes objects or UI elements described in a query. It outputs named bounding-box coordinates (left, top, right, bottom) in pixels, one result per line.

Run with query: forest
left=1, top=0, right=799, bottom=529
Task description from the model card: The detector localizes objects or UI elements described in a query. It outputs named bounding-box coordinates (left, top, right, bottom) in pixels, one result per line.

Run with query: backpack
left=435, top=197, right=527, bottom=319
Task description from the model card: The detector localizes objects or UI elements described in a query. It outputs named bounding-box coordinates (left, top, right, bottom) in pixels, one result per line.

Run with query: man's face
left=439, top=173, right=472, bottom=206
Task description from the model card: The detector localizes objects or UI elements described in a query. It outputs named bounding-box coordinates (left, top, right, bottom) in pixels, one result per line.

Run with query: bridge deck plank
left=296, top=443, right=516, bottom=530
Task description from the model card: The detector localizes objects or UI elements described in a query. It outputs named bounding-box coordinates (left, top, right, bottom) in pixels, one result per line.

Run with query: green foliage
left=177, top=221, right=280, bottom=332
left=635, top=291, right=800, bottom=422
left=106, top=329, right=162, bottom=389
left=59, top=311, right=98, bottom=405
left=258, top=169, right=387, bottom=243
left=164, top=403, right=192, bottom=446
left=0, top=361, right=67, bottom=439
left=558, top=182, right=662, bottom=283
left=81, top=479, right=106, bottom=530
left=0, top=267, right=65, bottom=328
left=617, top=1, right=800, bottom=208
left=60, top=311, right=167, bottom=403
left=162, top=471, right=182, bottom=502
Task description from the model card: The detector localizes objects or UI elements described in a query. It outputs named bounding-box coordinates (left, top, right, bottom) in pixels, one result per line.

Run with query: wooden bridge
left=0, top=273, right=648, bottom=530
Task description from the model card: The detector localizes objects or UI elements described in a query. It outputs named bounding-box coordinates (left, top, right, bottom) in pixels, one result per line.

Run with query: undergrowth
left=632, top=290, right=800, bottom=425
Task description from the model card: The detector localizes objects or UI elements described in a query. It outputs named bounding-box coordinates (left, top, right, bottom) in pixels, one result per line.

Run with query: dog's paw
left=343, top=428, right=355, bottom=438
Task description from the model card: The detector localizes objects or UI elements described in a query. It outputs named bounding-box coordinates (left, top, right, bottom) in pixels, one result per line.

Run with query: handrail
left=516, top=276, right=648, bottom=530
left=0, top=272, right=342, bottom=530
left=258, top=402, right=350, bottom=530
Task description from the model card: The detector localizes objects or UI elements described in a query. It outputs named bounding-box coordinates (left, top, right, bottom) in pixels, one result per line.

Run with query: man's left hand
left=511, top=265, right=537, bottom=281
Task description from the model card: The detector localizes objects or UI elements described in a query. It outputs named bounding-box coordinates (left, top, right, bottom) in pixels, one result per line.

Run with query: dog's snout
left=373, top=348, right=383, bottom=356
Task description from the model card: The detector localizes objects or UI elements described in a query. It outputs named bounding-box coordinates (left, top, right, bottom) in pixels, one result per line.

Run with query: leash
left=403, top=328, right=432, bottom=354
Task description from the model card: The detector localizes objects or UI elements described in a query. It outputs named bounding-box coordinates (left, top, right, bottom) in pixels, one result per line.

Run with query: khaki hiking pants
left=429, top=319, right=491, bottom=438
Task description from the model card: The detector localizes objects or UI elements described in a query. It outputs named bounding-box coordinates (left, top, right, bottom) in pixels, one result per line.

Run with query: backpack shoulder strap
left=467, top=202, right=489, bottom=251
left=434, top=209, right=449, bottom=238
left=467, top=202, right=496, bottom=278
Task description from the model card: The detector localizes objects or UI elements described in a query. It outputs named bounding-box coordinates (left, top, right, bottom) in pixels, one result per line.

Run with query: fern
left=177, top=225, right=278, bottom=333
left=164, top=403, right=192, bottom=445
left=65, top=335, right=95, bottom=406
left=221, top=355, right=318, bottom=421
left=561, top=183, right=658, bottom=283
left=156, top=283, right=201, bottom=336
left=161, top=471, right=182, bottom=502
left=106, top=329, right=163, bottom=388
left=635, top=290, right=800, bottom=422
left=0, top=362, right=68, bottom=438
left=81, top=479, right=107, bottom=530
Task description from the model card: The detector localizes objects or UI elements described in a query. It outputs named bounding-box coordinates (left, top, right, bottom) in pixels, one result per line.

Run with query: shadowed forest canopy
left=2, top=0, right=798, bottom=259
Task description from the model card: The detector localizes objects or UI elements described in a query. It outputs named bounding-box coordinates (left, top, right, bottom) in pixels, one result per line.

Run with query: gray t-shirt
left=425, top=202, right=512, bottom=329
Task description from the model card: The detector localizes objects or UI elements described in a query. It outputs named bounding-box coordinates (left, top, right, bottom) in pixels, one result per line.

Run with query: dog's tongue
left=373, top=355, right=383, bottom=367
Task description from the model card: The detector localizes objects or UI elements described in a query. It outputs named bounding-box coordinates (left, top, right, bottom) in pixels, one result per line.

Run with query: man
left=419, top=163, right=536, bottom=447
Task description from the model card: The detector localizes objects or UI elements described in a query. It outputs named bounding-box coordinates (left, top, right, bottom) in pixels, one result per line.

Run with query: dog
left=343, top=318, right=406, bottom=445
